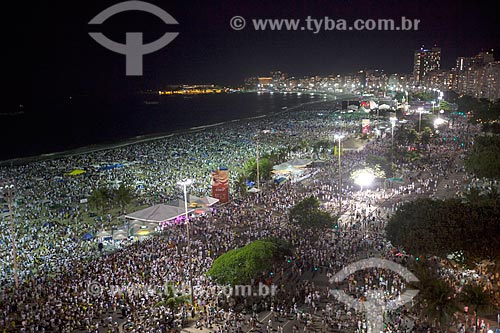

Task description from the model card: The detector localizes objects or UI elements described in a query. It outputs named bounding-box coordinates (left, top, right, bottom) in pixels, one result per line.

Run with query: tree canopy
left=385, top=198, right=500, bottom=264
left=289, top=196, right=337, bottom=228
left=206, top=239, right=290, bottom=286
left=465, top=135, right=500, bottom=179
left=411, top=91, right=436, bottom=102
left=456, top=95, right=500, bottom=124
left=365, top=154, right=393, bottom=177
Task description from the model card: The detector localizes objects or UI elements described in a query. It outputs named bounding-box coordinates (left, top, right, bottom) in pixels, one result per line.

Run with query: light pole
left=177, top=178, right=194, bottom=307
left=0, top=182, right=19, bottom=289
left=255, top=135, right=260, bottom=190
left=390, top=116, right=397, bottom=152
left=418, top=107, right=424, bottom=132
left=334, top=134, right=345, bottom=215
left=354, top=169, right=375, bottom=200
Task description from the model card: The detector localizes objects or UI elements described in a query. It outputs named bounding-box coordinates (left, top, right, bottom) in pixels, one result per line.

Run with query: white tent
left=288, top=158, right=313, bottom=168
left=273, top=158, right=312, bottom=172
left=125, top=204, right=194, bottom=223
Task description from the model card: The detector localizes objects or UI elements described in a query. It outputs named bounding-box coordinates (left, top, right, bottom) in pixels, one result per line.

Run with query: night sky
left=11, top=0, right=500, bottom=108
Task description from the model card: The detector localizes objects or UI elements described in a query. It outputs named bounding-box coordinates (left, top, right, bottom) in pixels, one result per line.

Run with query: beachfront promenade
left=1, top=101, right=498, bottom=332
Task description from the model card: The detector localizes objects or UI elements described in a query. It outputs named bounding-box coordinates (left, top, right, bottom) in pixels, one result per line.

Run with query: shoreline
left=0, top=97, right=333, bottom=167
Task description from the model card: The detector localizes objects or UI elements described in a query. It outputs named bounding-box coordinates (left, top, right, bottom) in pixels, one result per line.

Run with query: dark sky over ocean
left=4, top=0, right=499, bottom=160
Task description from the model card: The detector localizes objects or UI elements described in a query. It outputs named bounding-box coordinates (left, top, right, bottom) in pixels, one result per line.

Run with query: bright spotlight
left=354, top=170, right=375, bottom=187
left=434, top=118, right=446, bottom=127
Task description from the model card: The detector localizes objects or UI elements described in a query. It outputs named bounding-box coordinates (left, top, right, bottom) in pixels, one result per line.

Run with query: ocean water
left=3, top=92, right=323, bottom=162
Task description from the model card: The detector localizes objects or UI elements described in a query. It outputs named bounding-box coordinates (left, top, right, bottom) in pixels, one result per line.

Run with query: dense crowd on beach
left=0, top=102, right=498, bottom=332
left=0, top=103, right=364, bottom=287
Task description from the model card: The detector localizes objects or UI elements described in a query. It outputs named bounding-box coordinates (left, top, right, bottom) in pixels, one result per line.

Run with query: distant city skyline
left=244, top=46, right=496, bottom=79
left=240, top=46, right=500, bottom=101
left=154, top=45, right=497, bottom=89
left=9, top=0, right=500, bottom=111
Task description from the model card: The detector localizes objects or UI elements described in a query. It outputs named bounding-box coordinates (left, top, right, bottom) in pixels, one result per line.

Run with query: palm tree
left=460, top=283, right=491, bottom=333
left=407, top=129, right=419, bottom=145
left=88, top=186, right=111, bottom=217
left=235, top=173, right=248, bottom=197
left=464, top=188, right=483, bottom=204
left=395, top=127, right=409, bottom=146
left=421, top=127, right=433, bottom=146
left=419, top=279, right=459, bottom=332
left=114, top=183, right=133, bottom=214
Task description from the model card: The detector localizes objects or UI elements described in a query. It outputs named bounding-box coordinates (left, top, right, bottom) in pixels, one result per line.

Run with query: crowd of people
left=0, top=101, right=496, bottom=332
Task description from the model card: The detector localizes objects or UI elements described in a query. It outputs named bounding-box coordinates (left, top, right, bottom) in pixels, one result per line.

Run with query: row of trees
left=87, top=183, right=134, bottom=217
left=388, top=92, right=499, bottom=331
left=385, top=196, right=500, bottom=265
left=464, top=97, right=500, bottom=124
left=446, top=91, right=500, bottom=126
left=394, top=91, right=436, bottom=103
left=465, top=135, right=500, bottom=180
left=394, top=124, right=434, bottom=147
left=410, top=260, right=492, bottom=333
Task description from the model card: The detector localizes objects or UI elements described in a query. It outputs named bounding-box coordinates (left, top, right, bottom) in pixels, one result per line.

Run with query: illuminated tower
left=413, top=46, right=441, bottom=84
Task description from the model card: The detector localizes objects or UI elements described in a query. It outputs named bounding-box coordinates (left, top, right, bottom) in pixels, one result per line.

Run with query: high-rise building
left=482, top=61, right=500, bottom=101
left=421, top=69, right=448, bottom=91
left=471, top=50, right=494, bottom=67
left=388, top=74, right=409, bottom=90
left=413, top=46, right=441, bottom=84
left=365, top=69, right=388, bottom=89
left=453, top=50, right=497, bottom=100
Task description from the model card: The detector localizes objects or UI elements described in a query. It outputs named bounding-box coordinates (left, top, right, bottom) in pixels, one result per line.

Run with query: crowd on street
left=0, top=102, right=497, bottom=332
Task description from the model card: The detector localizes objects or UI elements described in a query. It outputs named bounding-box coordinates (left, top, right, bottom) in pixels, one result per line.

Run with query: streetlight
left=390, top=116, right=397, bottom=152
left=354, top=169, right=375, bottom=192
left=334, top=134, right=345, bottom=215
left=434, top=118, right=445, bottom=128
left=431, top=101, right=435, bottom=116
left=417, top=107, right=424, bottom=132
left=177, top=178, right=194, bottom=306
left=0, top=182, right=19, bottom=289
left=255, top=135, right=260, bottom=190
